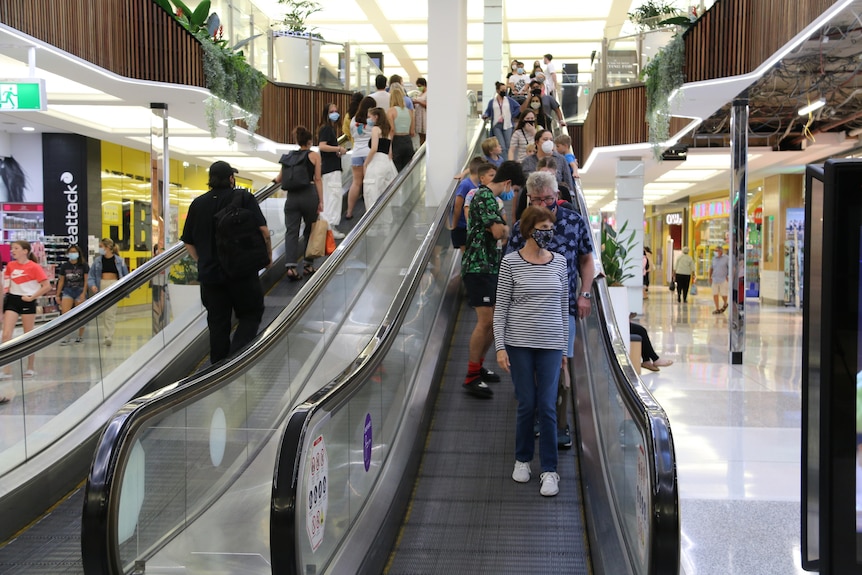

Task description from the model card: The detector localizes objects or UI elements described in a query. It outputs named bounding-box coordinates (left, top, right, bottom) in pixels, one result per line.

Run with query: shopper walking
left=88, top=237, right=129, bottom=346
left=673, top=246, right=696, bottom=303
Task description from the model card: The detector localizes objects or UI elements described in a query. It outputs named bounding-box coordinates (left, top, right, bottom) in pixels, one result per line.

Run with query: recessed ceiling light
left=22, top=126, right=35, bottom=132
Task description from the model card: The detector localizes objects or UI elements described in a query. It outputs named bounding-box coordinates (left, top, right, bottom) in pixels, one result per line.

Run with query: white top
left=370, top=90, right=390, bottom=109
left=494, top=250, right=568, bottom=351
left=350, top=122, right=371, bottom=159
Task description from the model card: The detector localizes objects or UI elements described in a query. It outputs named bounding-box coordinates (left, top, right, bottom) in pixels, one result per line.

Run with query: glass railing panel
left=292, top=218, right=457, bottom=574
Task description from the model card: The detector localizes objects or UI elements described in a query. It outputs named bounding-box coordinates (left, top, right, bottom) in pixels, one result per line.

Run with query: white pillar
left=0, top=133, right=11, bottom=157
left=616, top=157, right=645, bottom=315
left=483, top=0, right=503, bottom=111
left=426, top=0, right=467, bottom=206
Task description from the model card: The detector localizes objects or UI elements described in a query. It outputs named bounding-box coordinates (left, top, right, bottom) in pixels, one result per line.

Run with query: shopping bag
left=325, top=229, right=336, bottom=255
left=305, top=219, right=328, bottom=259
left=668, top=280, right=676, bottom=292
left=689, top=283, right=698, bottom=296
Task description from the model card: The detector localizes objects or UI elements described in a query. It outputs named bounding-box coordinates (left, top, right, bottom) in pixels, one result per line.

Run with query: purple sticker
left=363, top=413, right=373, bottom=472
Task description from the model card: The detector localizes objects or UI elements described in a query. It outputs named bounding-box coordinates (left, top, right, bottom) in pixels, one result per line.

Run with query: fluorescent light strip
left=798, top=98, right=826, bottom=116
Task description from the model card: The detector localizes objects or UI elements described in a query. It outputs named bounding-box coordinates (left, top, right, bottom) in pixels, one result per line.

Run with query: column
left=483, top=0, right=503, bottom=112
left=616, top=158, right=645, bottom=315
left=150, top=103, right=169, bottom=335
left=729, top=95, right=748, bottom=364
left=426, top=0, right=467, bottom=206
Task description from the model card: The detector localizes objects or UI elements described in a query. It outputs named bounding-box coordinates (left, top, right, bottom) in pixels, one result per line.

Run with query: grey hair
left=525, top=170, right=558, bottom=195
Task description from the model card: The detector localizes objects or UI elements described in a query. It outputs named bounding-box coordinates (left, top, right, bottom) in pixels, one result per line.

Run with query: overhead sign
left=0, top=79, right=47, bottom=111
left=665, top=213, right=683, bottom=225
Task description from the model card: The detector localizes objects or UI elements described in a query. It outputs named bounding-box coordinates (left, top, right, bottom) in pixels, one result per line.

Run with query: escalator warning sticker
left=307, top=434, right=328, bottom=552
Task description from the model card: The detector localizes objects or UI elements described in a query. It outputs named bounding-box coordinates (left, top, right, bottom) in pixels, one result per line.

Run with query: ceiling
left=1, top=0, right=861, bottom=212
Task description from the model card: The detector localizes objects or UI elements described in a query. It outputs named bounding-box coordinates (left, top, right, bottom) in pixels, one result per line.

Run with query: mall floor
left=637, top=281, right=803, bottom=575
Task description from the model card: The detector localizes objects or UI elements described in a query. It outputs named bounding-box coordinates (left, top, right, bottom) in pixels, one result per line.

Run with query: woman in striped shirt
left=494, top=206, right=568, bottom=497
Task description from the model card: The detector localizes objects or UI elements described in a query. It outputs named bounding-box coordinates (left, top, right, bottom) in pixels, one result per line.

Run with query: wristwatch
left=580, top=292, right=591, bottom=299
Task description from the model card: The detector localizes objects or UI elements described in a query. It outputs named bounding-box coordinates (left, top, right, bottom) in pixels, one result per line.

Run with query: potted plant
left=272, top=0, right=325, bottom=85
left=601, top=221, right=639, bottom=352
left=628, top=0, right=681, bottom=30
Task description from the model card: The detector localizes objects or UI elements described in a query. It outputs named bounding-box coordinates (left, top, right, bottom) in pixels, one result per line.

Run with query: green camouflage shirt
left=461, top=186, right=505, bottom=276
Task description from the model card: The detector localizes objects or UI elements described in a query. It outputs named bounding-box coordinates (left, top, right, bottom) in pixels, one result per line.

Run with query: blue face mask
left=500, top=190, right=514, bottom=202
left=68, top=253, right=79, bottom=261
left=366, top=118, right=374, bottom=127
left=329, top=112, right=340, bottom=122
left=531, top=228, right=554, bottom=249
left=98, top=247, right=105, bottom=256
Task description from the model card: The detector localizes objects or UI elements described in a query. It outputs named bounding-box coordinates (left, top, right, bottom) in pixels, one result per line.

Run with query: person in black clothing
left=274, top=125, right=324, bottom=281
left=180, top=161, right=271, bottom=364
left=317, top=103, right=347, bottom=240
left=57, top=244, right=89, bottom=344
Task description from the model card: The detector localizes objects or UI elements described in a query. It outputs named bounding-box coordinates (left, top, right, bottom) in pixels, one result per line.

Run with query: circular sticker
left=306, top=435, right=328, bottom=552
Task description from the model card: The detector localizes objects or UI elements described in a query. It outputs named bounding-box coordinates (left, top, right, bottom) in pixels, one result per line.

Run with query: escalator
left=79, top=117, right=680, bottom=575
left=0, top=160, right=362, bottom=568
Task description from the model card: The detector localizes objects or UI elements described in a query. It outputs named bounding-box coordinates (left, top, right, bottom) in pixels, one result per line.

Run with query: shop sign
left=692, top=199, right=731, bottom=221
left=753, top=207, right=763, bottom=224
left=0, top=79, right=47, bottom=111
left=665, top=213, right=683, bottom=225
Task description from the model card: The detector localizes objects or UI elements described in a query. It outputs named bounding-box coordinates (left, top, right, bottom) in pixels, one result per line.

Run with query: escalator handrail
left=270, top=121, right=487, bottom=574
left=0, top=181, right=283, bottom=365
left=82, top=137, right=433, bottom=575
left=571, top=180, right=680, bottom=573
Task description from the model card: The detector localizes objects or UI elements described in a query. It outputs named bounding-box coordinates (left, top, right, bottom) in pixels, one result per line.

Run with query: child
left=450, top=156, right=486, bottom=251
left=481, top=136, right=504, bottom=167
left=554, top=134, right=580, bottom=179
left=464, top=163, right=498, bottom=224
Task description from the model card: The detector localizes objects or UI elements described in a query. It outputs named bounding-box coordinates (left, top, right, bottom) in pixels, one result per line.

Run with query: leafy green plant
left=169, top=254, right=199, bottom=284
left=277, top=0, right=323, bottom=36
left=642, top=33, right=685, bottom=157
left=628, top=0, right=680, bottom=30
left=601, top=221, right=638, bottom=286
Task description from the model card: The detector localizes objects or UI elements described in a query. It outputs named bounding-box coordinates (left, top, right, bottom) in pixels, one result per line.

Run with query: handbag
left=668, top=280, right=676, bottom=292
left=689, top=283, right=698, bottom=296
left=305, top=219, right=328, bottom=259
left=325, top=229, right=336, bottom=256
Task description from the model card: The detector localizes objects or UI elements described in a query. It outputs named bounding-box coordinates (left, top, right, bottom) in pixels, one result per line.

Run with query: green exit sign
left=0, top=79, right=47, bottom=111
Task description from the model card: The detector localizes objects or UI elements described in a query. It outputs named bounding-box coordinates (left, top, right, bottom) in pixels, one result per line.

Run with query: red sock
left=465, top=360, right=482, bottom=384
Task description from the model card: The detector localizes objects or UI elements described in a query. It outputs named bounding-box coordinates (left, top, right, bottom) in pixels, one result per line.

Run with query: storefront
left=690, top=195, right=730, bottom=280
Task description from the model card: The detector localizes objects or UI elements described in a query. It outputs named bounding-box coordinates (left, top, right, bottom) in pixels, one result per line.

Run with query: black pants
left=629, top=322, right=658, bottom=363
left=200, top=275, right=264, bottom=363
left=675, top=274, right=691, bottom=301
left=392, top=135, right=415, bottom=172
left=284, top=187, right=319, bottom=267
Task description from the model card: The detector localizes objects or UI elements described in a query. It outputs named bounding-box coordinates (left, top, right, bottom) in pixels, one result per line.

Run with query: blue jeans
left=491, top=124, right=513, bottom=161
left=507, top=346, right=563, bottom=472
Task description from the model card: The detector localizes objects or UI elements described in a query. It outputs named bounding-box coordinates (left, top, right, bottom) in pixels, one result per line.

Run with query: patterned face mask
left=531, top=228, right=554, bottom=249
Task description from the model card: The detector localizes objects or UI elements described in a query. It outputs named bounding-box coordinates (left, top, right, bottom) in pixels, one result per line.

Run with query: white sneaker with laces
left=540, top=472, right=560, bottom=496
left=512, top=461, right=531, bottom=483
left=331, top=229, right=346, bottom=240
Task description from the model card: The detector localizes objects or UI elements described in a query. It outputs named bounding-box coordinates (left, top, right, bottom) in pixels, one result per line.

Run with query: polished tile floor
left=636, top=286, right=804, bottom=575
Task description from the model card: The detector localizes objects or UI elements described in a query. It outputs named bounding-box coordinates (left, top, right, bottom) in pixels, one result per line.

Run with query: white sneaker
left=512, top=461, right=531, bottom=483
left=540, top=472, right=560, bottom=496
left=331, top=229, right=346, bottom=240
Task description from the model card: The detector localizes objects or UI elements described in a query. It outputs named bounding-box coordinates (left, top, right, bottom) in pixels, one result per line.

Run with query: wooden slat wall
left=581, top=85, right=649, bottom=163
left=0, top=0, right=352, bottom=144
left=685, top=0, right=835, bottom=83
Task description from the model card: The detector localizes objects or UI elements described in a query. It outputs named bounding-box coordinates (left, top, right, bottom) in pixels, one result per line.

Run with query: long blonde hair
left=389, top=84, right=406, bottom=108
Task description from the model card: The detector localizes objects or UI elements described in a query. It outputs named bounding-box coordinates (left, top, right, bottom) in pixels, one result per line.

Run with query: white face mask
left=541, top=140, right=555, bottom=154
left=531, top=102, right=541, bottom=110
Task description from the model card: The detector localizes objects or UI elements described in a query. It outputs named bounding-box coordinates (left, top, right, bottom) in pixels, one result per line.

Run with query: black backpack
left=213, top=189, right=269, bottom=279
left=279, top=150, right=311, bottom=191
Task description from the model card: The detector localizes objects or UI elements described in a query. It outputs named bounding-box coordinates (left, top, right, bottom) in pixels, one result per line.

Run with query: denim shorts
left=62, top=286, right=84, bottom=300
left=351, top=154, right=367, bottom=167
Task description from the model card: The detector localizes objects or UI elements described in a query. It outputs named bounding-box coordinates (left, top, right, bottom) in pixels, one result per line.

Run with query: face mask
left=517, top=68, right=525, bottom=74
left=500, top=190, right=514, bottom=202
left=98, top=248, right=106, bottom=256
left=541, top=140, right=555, bottom=154
left=68, top=253, right=79, bottom=262
left=420, top=86, right=426, bottom=92
left=366, top=118, right=375, bottom=127
left=525, top=119, right=535, bottom=125
left=329, top=112, right=340, bottom=122
left=531, top=102, right=541, bottom=110
left=498, top=90, right=507, bottom=97
left=531, top=229, right=554, bottom=249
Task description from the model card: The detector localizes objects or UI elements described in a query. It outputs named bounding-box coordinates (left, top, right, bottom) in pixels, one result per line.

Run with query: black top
left=371, top=137, right=391, bottom=155
left=101, top=255, right=118, bottom=275
left=180, top=187, right=267, bottom=284
left=318, top=125, right=341, bottom=175
left=58, top=261, right=89, bottom=289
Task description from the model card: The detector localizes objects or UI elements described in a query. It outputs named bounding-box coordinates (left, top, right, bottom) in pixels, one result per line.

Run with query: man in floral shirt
left=462, top=160, right=526, bottom=398
left=507, top=171, right=595, bottom=447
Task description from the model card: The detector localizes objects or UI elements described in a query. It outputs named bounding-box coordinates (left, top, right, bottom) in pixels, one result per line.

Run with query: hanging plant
left=642, top=33, right=685, bottom=158
left=628, top=0, right=680, bottom=30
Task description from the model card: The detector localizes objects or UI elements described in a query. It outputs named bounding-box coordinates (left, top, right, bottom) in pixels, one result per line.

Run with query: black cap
left=209, top=160, right=238, bottom=178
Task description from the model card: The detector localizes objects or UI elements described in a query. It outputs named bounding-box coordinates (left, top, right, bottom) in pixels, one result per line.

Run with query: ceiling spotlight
left=21, top=126, right=35, bottom=132
left=798, top=98, right=826, bottom=116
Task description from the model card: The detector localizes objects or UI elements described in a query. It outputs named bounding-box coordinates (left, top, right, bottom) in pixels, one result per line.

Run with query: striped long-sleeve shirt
left=494, top=250, right=568, bottom=351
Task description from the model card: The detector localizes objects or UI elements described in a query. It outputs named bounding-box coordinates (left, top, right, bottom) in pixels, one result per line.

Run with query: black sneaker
left=464, top=378, right=493, bottom=398
left=558, top=425, right=572, bottom=449
left=480, top=366, right=501, bottom=383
